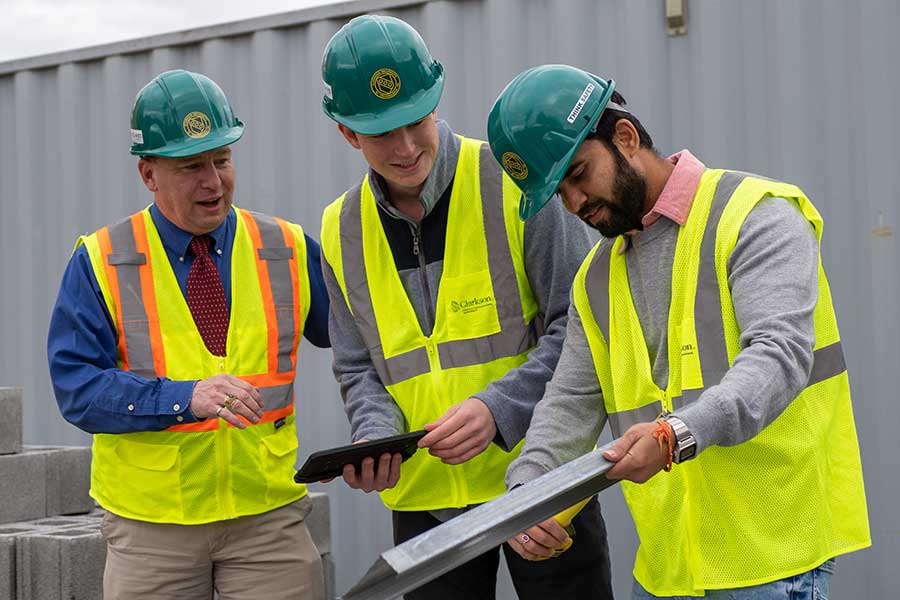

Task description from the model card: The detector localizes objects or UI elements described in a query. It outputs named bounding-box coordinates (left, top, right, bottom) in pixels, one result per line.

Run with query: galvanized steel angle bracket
left=341, top=442, right=619, bottom=600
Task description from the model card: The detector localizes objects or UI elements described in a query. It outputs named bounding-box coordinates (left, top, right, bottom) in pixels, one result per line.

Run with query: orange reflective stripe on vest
left=103, top=211, right=300, bottom=431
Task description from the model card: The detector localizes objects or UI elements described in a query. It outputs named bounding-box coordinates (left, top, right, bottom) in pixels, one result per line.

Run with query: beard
left=577, top=144, right=647, bottom=238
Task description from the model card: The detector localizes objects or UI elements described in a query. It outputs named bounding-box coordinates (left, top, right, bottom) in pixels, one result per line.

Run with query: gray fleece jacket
left=323, top=120, right=594, bottom=453
left=506, top=184, right=820, bottom=488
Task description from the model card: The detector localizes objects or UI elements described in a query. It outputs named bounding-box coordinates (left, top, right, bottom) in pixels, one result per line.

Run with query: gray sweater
left=506, top=195, right=820, bottom=487
left=323, top=120, right=593, bottom=452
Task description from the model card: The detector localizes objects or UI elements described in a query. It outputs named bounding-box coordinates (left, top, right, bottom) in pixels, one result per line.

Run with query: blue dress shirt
left=47, top=205, right=330, bottom=434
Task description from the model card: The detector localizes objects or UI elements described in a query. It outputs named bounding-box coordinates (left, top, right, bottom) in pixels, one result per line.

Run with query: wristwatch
left=663, top=415, right=697, bottom=463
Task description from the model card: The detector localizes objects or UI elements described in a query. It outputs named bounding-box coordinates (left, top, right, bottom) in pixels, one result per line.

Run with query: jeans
left=631, top=559, right=835, bottom=600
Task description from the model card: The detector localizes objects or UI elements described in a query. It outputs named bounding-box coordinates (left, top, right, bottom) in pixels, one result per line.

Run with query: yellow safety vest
left=573, top=170, right=870, bottom=595
left=78, top=206, right=312, bottom=524
left=321, top=136, right=540, bottom=510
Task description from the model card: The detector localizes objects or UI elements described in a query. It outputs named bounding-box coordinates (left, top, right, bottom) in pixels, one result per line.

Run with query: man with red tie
left=47, top=69, right=329, bottom=599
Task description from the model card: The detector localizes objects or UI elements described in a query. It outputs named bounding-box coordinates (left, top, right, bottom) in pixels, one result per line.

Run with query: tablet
left=294, top=430, right=427, bottom=484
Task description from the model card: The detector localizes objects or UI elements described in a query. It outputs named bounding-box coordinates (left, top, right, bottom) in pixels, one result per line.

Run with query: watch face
left=681, top=445, right=696, bottom=461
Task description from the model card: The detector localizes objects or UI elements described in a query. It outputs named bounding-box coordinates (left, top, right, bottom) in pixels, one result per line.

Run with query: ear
left=337, top=124, right=362, bottom=149
left=612, top=119, right=640, bottom=158
left=137, top=158, right=158, bottom=192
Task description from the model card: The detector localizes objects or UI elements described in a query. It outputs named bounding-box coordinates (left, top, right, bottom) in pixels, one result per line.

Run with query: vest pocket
left=440, top=270, right=501, bottom=340
left=259, top=426, right=300, bottom=505
left=113, top=439, right=183, bottom=520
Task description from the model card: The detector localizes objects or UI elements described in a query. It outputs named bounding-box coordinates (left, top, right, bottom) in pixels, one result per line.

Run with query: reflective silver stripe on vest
left=691, top=171, right=848, bottom=395
left=338, top=144, right=538, bottom=386
left=260, top=382, right=294, bottom=411
left=106, top=217, right=156, bottom=379
left=693, top=171, right=747, bottom=381
left=807, top=341, right=846, bottom=387
left=339, top=183, right=430, bottom=387
left=607, top=401, right=660, bottom=438
left=589, top=171, right=849, bottom=435
left=248, top=211, right=297, bottom=374
left=437, top=145, right=539, bottom=370
left=584, top=242, right=613, bottom=340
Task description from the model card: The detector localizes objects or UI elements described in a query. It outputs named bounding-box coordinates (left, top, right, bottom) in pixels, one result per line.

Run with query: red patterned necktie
left=186, top=235, right=230, bottom=356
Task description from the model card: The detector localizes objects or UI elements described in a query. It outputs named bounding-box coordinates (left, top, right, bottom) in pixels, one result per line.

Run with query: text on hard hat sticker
left=567, top=83, right=595, bottom=124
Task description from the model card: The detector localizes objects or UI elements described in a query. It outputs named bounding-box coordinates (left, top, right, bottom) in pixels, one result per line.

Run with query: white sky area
left=0, top=0, right=345, bottom=63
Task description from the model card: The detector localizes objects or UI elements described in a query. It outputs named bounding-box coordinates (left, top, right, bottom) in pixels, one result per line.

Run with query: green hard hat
left=130, top=69, right=244, bottom=157
left=487, top=65, right=616, bottom=220
left=321, top=15, right=444, bottom=135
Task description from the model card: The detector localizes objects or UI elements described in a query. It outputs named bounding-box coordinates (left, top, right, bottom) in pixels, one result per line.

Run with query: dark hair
left=587, top=90, right=655, bottom=151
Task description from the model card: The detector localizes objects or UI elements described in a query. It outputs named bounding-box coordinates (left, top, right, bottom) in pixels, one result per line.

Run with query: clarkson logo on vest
left=450, top=295, right=495, bottom=314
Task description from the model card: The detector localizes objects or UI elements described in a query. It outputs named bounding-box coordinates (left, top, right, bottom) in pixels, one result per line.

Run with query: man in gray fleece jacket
left=488, top=65, right=869, bottom=599
left=318, top=16, right=613, bottom=600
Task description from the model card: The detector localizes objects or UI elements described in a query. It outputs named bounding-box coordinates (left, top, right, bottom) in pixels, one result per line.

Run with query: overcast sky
left=0, top=0, right=344, bottom=63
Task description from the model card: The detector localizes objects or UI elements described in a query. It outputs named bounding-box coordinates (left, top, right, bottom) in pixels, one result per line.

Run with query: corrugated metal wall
left=1, top=0, right=895, bottom=597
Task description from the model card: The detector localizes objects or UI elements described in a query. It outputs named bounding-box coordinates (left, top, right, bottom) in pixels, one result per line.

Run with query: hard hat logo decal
left=183, top=111, right=212, bottom=139
left=370, top=68, right=401, bottom=100
left=502, top=152, right=529, bottom=180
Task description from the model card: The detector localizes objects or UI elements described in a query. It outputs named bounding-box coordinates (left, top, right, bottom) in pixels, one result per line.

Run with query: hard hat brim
left=518, top=79, right=615, bottom=221
left=132, top=124, right=245, bottom=158
left=324, top=78, right=444, bottom=136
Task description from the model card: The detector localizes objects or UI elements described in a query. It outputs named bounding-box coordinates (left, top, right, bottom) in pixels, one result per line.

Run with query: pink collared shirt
left=619, top=149, right=705, bottom=254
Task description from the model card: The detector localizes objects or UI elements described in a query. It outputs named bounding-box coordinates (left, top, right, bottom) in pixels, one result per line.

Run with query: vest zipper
left=410, top=223, right=435, bottom=330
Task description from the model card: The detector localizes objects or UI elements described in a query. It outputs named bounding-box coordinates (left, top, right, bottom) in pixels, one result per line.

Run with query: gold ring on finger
left=223, top=393, right=239, bottom=410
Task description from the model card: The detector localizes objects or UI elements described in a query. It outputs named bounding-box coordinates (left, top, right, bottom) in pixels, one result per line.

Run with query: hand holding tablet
left=294, top=430, right=427, bottom=484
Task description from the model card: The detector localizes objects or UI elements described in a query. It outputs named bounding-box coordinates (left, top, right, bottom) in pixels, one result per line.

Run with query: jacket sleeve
left=47, top=245, right=197, bottom=434
left=675, top=197, right=818, bottom=453
left=301, top=234, right=331, bottom=348
left=321, top=252, right=407, bottom=441
left=477, top=199, right=594, bottom=451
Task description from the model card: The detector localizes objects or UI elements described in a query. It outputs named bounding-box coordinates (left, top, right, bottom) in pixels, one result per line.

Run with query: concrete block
left=0, top=522, right=54, bottom=600
left=27, top=516, right=90, bottom=529
left=24, top=445, right=93, bottom=515
left=16, top=527, right=106, bottom=600
left=306, top=492, right=331, bottom=556
left=0, top=388, right=23, bottom=455
left=322, top=553, right=335, bottom=600
left=0, top=450, right=47, bottom=524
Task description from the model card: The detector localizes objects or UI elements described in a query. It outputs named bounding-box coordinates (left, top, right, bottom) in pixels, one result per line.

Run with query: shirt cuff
left=477, top=392, right=514, bottom=452
left=505, top=462, right=549, bottom=491
left=159, top=379, right=199, bottom=423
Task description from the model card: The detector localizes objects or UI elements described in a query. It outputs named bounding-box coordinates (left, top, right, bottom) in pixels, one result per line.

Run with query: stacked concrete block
left=24, top=445, right=94, bottom=515
left=0, top=448, right=49, bottom=524
left=0, top=388, right=23, bottom=455
left=16, top=520, right=105, bottom=600
left=0, top=385, right=101, bottom=598
left=307, top=492, right=335, bottom=599
left=0, top=447, right=94, bottom=524
left=1, top=523, right=40, bottom=599
left=1, top=515, right=104, bottom=600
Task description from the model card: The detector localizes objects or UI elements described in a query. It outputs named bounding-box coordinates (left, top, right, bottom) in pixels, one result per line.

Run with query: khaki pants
left=101, top=496, right=325, bottom=600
